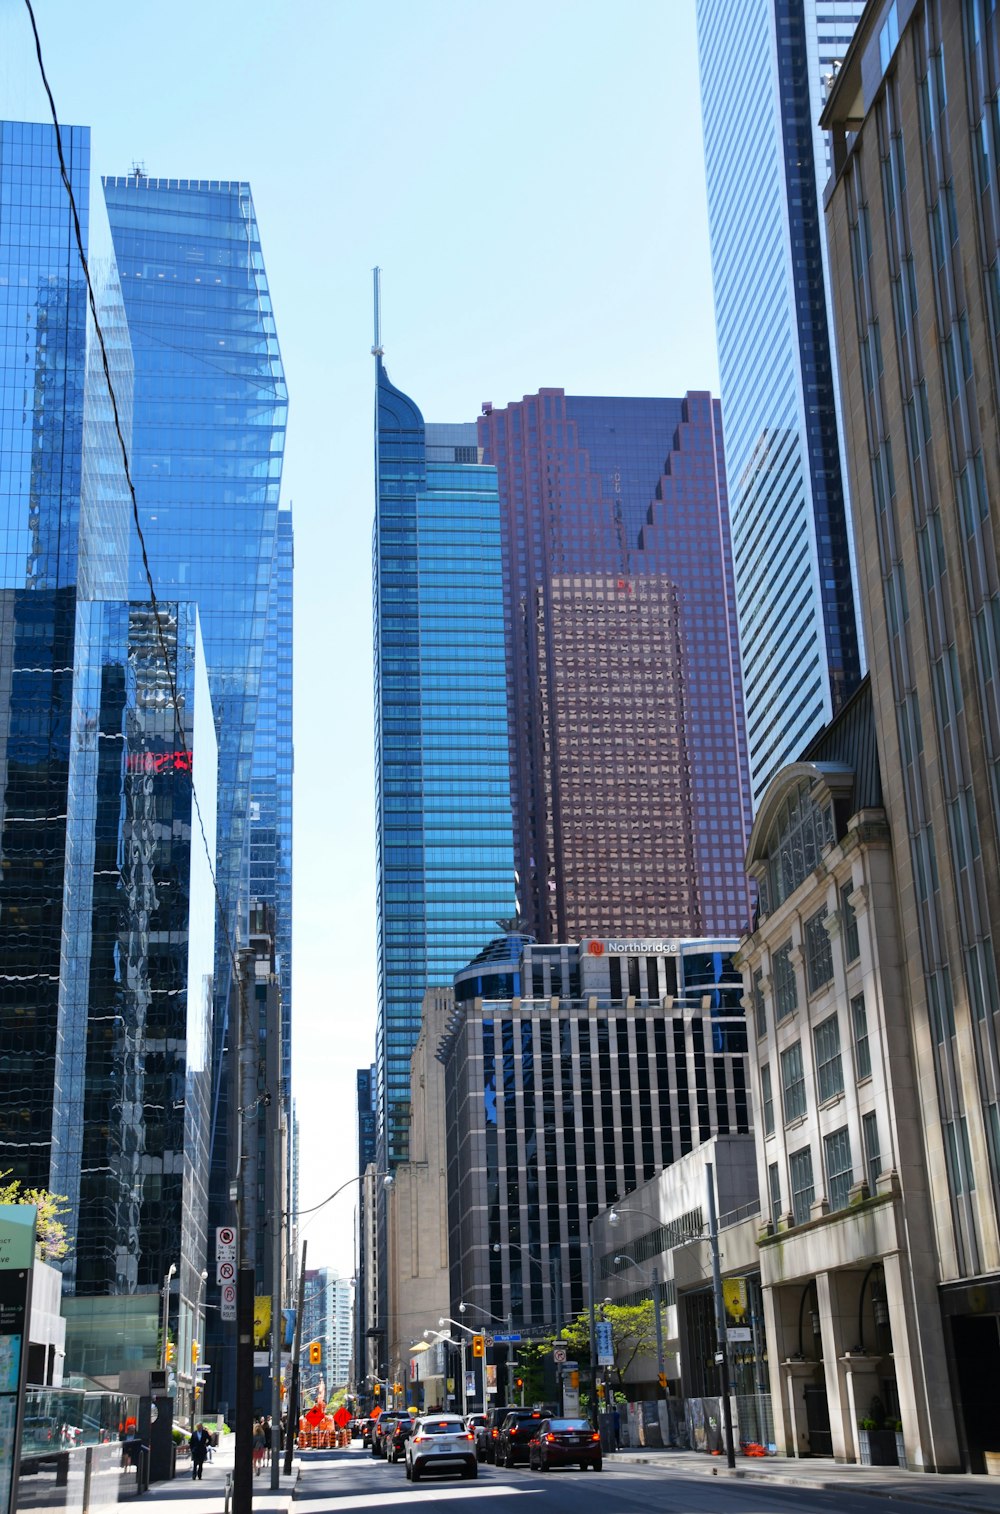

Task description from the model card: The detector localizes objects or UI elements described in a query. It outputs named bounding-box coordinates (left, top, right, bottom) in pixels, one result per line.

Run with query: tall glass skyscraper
left=373, top=359, right=515, bottom=1167
left=478, top=390, right=752, bottom=941
left=0, top=121, right=220, bottom=1378
left=101, top=173, right=289, bottom=1149
left=696, top=0, right=865, bottom=805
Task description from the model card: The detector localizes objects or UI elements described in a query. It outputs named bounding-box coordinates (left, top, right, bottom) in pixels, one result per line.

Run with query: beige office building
left=822, top=0, right=1000, bottom=1471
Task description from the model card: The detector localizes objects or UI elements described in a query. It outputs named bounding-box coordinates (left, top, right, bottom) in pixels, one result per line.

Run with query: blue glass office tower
left=373, top=360, right=516, bottom=1168
left=0, top=121, right=219, bottom=1378
left=101, top=174, right=289, bottom=1158
left=696, top=0, right=865, bottom=804
left=250, top=505, right=294, bottom=1102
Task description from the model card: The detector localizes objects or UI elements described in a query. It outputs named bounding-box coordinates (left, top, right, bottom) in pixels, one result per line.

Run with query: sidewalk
left=141, top=1437, right=299, bottom=1514
left=605, top=1445, right=1000, bottom=1510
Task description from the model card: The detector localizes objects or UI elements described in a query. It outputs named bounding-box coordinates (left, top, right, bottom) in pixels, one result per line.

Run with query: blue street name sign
left=490, top=1332, right=522, bottom=1343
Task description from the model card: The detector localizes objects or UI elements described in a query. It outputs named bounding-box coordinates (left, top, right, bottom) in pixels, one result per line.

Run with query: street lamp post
left=705, top=1163, right=737, bottom=1470
left=160, top=1262, right=177, bottom=1372
left=611, top=1253, right=666, bottom=1402
left=438, top=1317, right=470, bottom=1415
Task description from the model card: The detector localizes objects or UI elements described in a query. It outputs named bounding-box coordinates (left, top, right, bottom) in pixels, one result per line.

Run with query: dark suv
left=386, top=1417, right=414, bottom=1463
left=498, top=1408, right=545, bottom=1467
left=484, top=1405, right=515, bottom=1464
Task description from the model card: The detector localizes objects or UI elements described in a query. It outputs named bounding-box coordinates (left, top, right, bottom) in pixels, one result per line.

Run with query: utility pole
left=270, top=1115, right=285, bottom=1490
left=233, top=955, right=256, bottom=1514
left=587, top=1235, right=598, bottom=1428
left=706, top=1162, right=736, bottom=1469
left=283, top=1240, right=307, bottom=1477
left=652, top=1265, right=666, bottom=1403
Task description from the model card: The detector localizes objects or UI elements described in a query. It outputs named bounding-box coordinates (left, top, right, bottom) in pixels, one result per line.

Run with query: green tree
left=0, top=1171, right=71, bottom=1262
left=558, top=1302, right=657, bottom=1389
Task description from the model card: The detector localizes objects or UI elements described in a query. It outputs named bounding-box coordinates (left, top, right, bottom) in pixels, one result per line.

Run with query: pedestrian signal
left=471, top=1334, right=485, bottom=1358
left=308, top=1340, right=323, bottom=1365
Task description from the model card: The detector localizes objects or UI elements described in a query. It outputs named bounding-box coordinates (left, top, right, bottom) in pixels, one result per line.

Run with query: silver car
left=405, top=1414, right=478, bottom=1482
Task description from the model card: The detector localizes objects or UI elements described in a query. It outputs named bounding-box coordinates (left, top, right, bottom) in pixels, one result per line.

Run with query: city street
left=291, top=1442, right=987, bottom=1514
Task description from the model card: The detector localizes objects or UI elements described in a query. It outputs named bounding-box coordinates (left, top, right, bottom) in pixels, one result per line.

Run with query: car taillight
left=545, top=1433, right=555, bottom=1443
left=592, top=1432, right=600, bottom=1442
left=462, top=1433, right=473, bottom=1441
left=492, top=1429, right=498, bottom=1439
left=413, top=1434, right=427, bottom=1443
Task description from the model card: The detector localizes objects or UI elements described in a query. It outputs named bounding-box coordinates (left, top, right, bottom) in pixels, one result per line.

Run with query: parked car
left=483, top=1405, right=515, bottom=1464
left=405, top=1414, right=477, bottom=1482
left=465, top=1412, right=489, bottom=1461
left=528, top=1417, right=602, bottom=1472
left=387, top=1418, right=415, bottom=1463
left=497, top=1408, right=545, bottom=1467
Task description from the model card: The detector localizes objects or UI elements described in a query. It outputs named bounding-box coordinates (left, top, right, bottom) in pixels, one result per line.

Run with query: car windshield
left=548, top=1419, right=590, bottom=1431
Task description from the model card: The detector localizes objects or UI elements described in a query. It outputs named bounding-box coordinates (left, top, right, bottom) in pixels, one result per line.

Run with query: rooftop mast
left=371, top=266, right=384, bottom=359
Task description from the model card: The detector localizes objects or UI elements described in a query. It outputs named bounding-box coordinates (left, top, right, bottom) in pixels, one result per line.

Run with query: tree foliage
left=0, top=1171, right=71, bottom=1262
left=557, top=1302, right=658, bottom=1386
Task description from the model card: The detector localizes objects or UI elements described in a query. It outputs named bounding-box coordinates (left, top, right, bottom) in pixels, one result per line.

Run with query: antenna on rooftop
left=371, top=266, right=384, bottom=359
left=131, top=161, right=145, bottom=186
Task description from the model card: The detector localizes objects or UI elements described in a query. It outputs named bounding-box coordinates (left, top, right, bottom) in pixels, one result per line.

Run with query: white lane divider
left=308, top=1487, right=538, bottom=1511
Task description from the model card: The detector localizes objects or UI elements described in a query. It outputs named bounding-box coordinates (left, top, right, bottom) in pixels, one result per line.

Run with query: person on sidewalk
left=252, top=1420, right=267, bottom=1476
left=190, top=1424, right=212, bottom=1481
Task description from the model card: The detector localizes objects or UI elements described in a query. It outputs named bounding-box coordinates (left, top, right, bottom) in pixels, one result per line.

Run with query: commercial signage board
left=0, top=1204, right=36, bottom=1514
left=595, top=1320, right=614, bottom=1367
left=722, top=1277, right=752, bottom=1342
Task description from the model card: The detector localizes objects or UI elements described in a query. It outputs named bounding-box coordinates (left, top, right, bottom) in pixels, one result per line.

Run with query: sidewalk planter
left=857, top=1428, right=872, bottom=1466
left=984, top=1450, right=1000, bottom=1475
left=868, top=1428, right=898, bottom=1466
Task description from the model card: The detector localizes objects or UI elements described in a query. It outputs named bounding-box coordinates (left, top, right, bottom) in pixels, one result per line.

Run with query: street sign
left=552, top=1346, right=567, bottom=1364
left=217, top=1259, right=236, bottom=1285
left=490, top=1332, right=521, bottom=1343
left=221, top=1282, right=236, bottom=1322
left=595, top=1320, right=614, bottom=1367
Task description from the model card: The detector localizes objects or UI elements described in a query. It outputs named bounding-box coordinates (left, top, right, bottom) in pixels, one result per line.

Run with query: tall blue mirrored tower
left=696, top=0, right=865, bottom=805
left=373, top=357, right=516, bottom=1168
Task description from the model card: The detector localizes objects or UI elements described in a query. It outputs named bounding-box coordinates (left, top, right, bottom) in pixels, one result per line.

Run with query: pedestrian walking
left=252, top=1419, right=267, bottom=1475
left=190, top=1423, right=212, bottom=1481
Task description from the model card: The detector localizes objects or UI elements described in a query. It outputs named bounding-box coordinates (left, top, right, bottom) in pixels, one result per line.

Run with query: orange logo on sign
left=588, top=941, right=605, bottom=957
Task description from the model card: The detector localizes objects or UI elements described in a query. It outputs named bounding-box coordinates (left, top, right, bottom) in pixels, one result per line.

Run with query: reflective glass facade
left=0, top=122, right=135, bottom=1187
left=374, top=361, right=515, bottom=1165
left=478, top=390, right=752, bottom=940
left=58, top=601, right=216, bottom=1374
left=101, top=175, right=287, bottom=1007
left=250, top=505, right=293, bottom=1099
left=696, top=0, right=864, bottom=805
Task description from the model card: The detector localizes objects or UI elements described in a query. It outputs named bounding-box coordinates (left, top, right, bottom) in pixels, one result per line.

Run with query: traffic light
left=192, top=1341, right=200, bottom=1365
left=373, top=1382, right=380, bottom=1396
left=658, top=1371, right=667, bottom=1389
left=165, top=1341, right=176, bottom=1366
left=308, top=1340, right=323, bottom=1365
left=471, top=1334, right=485, bottom=1358
left=515, top=1377, right=523, bottom=1390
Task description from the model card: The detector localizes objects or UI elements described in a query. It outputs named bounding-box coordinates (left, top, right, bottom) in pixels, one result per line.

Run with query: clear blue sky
left=0, top=0, right=721, bottom=1280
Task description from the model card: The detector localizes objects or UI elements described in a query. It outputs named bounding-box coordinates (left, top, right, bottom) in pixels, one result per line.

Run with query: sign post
left=0, top=1204, right=36, bottom=1514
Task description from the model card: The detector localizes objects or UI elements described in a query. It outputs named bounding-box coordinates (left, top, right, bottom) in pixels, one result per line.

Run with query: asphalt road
left=293, top=1441, right=972, bottom=1514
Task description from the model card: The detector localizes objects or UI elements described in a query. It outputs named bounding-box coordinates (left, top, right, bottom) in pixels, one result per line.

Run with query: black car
left=387, top=1418, right=414, bottom=1462
left=483, top=1405, right=515, bottom=1464
left=528, top=1417, right=603, bottom=1472
left=497, top=1409, right=545, bottom=1467
left=371, top=1414, right=397, bottom=1456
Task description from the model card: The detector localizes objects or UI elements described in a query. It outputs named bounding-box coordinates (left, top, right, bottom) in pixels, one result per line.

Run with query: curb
left=604, top=1453, right=1000, bottom=1511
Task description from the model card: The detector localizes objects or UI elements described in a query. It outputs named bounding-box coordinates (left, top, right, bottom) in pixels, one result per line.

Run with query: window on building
left=768, top=1162, right=782, bottom=1228
left=765, top=780, right=834, bottom=908
left=944, top=1116, right=975, bottom=1197
left=805, top=910, right=834, bottom=994
left=761, top=1062, right=775, bottom=1136
left=841, top=882, right=860, bottom=963
left=814, top=1015, right=844, bottom=1103
left=862, top=1111, right=882, bottom=1193
left=851, top=992, right=872, bottom=1080
left=781, top=1041, right=807, bottom=1123
left=824, top=1126, right=854, bottom=1211
left=773, top=942, right=798, bottom=1022
left=789, top=1147, right=815, bottom=1226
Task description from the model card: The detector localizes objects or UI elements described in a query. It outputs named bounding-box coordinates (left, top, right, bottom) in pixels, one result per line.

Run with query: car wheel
left=463, top=1464, right=477, bottom=1480
left=411, top=1463, right=421, bottom=1483
left=593, top=1460, right=602, bottom=1472
left=404, top=1462, right=411, bottom=1481
left=540, top=1455, right=548, bottom=1472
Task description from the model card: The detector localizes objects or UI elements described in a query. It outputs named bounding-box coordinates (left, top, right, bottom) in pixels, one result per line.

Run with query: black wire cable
left=22, top=0, right=254, bottom=1042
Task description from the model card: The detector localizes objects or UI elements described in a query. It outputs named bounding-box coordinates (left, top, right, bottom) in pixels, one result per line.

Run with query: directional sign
left=221, top=1283, right=236, bottom=1322
left=217, top=1259, right=236, bottom=1285
left=552, top=1346, right=567, bottom=1364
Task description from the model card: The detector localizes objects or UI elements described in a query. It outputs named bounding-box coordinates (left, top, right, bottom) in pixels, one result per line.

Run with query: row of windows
left=761, top=993, right=871, bottom=1135
left=770, top=1113, right=882, bottom=1229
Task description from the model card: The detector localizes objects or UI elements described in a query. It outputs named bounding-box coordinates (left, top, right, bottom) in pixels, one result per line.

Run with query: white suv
left=405, top=1414, right=478, bottom=1482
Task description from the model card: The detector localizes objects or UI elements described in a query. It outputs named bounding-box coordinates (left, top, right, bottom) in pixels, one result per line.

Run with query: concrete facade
left=736, top=681, right=960, bottom=1470
left=822, top=0, right=1000, bottom=1471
